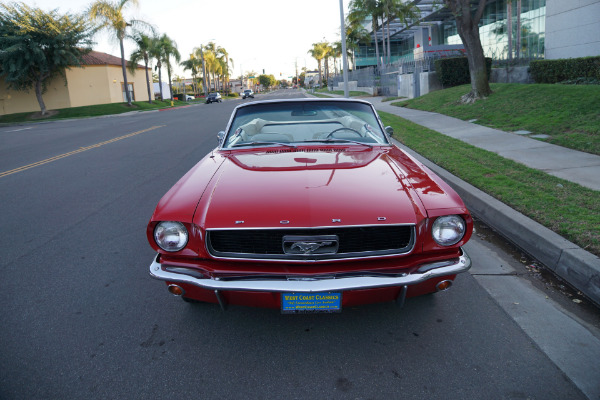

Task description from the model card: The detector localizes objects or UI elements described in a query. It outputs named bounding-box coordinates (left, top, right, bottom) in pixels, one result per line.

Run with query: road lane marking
left=0, top=125, right=165, bottom=179
left=4, top=127, right=33, bottom=133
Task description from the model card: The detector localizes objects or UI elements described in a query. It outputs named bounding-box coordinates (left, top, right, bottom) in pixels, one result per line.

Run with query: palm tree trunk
left=120, top=37, right=132, bottom=105
left=157, top=61, right=164, bottom=100
left=144, top=57, right=152, bottom=104
left=167, top=65, right=173, bottom=100
left=372, top=18, right=380, bottom=69
left=386, top=16, right=392, bottom=64
left=318, top=60, right=323, bottom=88
left=225, top=56, right=230, bottom=94
left=380, top=16, right=387, bottom=65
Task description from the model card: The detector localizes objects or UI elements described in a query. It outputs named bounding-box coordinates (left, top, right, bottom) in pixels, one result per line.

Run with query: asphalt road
left=0, top=90, right=598, bottom=399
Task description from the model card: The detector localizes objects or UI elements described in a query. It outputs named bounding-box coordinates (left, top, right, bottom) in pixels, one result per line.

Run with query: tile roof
left=80, top=50, right=145, bottom=69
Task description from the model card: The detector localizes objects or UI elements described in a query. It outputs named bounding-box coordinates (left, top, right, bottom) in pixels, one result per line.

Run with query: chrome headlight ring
left=154, top=221, right=189, bottom=252
left=431, top=215, right=466, bottom=246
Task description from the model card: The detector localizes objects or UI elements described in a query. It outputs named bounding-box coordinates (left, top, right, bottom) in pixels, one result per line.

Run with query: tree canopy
left=0, top=2, right=95, bottom=114
left=258, top=74, right=276, bottom=89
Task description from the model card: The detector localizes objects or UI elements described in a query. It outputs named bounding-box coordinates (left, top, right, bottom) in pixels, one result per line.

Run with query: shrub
left=435, top=57, right=492, bottom=88
left=530, top=56, right=600, bottom=84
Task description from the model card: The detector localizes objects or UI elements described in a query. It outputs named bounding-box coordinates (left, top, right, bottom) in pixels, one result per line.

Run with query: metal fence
left=328, top=51, right=540, bottom=96
left=329, top=66, right=377, bottom=89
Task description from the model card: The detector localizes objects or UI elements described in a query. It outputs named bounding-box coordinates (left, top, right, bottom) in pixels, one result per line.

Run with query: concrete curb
left=395, top=140, right=600, bottom=307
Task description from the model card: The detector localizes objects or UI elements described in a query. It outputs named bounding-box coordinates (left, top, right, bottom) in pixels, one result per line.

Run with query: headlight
left=432, top=215, right=466, bottom=246
left=154, top=221, right=188, bottom=252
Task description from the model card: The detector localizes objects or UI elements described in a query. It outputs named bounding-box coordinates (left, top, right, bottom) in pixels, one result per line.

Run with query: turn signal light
left=167, top=284, right=185, bottom=296
left=436, top=280, right=453, bottom=291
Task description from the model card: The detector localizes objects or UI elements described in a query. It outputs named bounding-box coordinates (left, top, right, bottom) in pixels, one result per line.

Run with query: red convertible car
left=147, top=98, right=473, bottom=312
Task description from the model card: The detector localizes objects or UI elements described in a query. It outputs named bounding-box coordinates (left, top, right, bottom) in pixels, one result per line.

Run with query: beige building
left=0, top=50, right=153, bottom=116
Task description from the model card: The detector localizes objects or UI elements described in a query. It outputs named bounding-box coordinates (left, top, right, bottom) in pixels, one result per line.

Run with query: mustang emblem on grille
left=291, top=241, right=334, bottom=254
left=283, top=235, right=339, bottom=256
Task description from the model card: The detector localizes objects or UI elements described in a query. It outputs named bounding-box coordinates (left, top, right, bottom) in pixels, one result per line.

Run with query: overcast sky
left=22, top=0, right=350, bottom=80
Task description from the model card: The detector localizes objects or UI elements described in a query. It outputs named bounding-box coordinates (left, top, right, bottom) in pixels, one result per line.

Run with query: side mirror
left=217, top=131, right=226, bottom=146
left=385, top=126, right=394, bottom=137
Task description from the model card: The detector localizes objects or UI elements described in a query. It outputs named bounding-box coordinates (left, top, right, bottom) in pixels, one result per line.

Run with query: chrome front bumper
left=149, top=248, right=471, bottom=293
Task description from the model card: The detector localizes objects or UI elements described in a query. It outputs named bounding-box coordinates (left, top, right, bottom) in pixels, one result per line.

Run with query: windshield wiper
left=303, top=139, right=373, bottom=148
left=231, top=141, right=297, bottom=148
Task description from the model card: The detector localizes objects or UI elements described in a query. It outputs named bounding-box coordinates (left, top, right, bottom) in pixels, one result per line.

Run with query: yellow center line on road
left=0, top=125, right=165, bottom=179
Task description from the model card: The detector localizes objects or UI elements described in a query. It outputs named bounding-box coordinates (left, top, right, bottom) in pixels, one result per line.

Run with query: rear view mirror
left=385, top=126, right=394, bottom=137
left=217, top=131, right=225, bottom=146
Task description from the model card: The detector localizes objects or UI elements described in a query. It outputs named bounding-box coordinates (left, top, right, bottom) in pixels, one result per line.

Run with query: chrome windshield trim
left=149, top=248, right=471, bottom=293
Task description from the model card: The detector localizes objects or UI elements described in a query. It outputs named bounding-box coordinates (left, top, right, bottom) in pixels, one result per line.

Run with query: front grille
left=206, top=225, right=414, bottom=261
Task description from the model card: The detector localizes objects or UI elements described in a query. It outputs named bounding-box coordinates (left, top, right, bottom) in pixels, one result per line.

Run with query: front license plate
left=281, top=292, right=342, bottom=314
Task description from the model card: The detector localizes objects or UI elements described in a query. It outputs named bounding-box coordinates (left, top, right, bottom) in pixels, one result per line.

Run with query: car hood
left=193, top=148, right=433, bottom=229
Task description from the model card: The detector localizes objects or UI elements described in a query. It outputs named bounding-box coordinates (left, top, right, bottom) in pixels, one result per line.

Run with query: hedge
left=434, top=57, right=492, bottom=88
left=530, top=56, right=600, bottom=83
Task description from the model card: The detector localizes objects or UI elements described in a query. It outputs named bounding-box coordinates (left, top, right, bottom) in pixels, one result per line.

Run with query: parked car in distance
left=185, top=95, right=195, bottom=101
left=206, top=92, right=222, bottom=104
left=147, top=98, right=473, bottom=313
left=242, top=89, right=254, bottom=99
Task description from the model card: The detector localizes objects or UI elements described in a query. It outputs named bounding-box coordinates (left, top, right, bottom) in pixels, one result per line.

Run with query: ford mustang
left=147, top=98, right=473, bottom=312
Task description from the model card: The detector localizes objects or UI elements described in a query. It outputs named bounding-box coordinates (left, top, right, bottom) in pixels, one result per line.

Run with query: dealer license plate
left=281, top=292, right=342, bottom=314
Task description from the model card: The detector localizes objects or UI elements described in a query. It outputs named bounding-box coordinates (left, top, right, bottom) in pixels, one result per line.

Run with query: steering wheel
left=326, top=127, right=363, bottom=138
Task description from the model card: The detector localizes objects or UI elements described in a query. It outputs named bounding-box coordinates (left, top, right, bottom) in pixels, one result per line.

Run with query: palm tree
left=180, top=54, right=202, bottom=95
left=307, top=41, right=328, bottom=88
left=331, top=41, right=343, bottom=75
left=216, top=58, right=227, bottom=92
left=216, top=47, right=233, bottom=94
left=345, top=19, right=371, bottom=69
left=348, top=0, right=384, bottom=69
left=191, top=46, right=208, bottom=95
left=203, top=50, right=216, bottom=91
left=384, top=0, right=420, bottom=64
left=204, top=42, right=222, bottom=92
left=128, top=32, right=154, bottom=103
left=148, top=35, right=166, bottom=100
left=323, top=42, right=333, bottom=85
left=88, top=0, right=154, bottom=106
left=157, top=33, right=180, bottom=100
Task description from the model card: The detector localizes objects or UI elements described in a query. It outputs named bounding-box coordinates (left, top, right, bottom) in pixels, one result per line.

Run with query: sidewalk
left=309, top=91, right=600, bottom=306
left=367, top=96, right=600, bottom=191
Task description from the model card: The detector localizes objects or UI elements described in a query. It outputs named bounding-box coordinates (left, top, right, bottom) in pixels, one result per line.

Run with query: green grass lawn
left=379, top=111, right=599, bottom=256
left=392, top=83, right=600, bottom=155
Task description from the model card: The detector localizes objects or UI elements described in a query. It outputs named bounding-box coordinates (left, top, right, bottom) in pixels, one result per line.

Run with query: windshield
left=223, top=100, right=389, bottom=148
